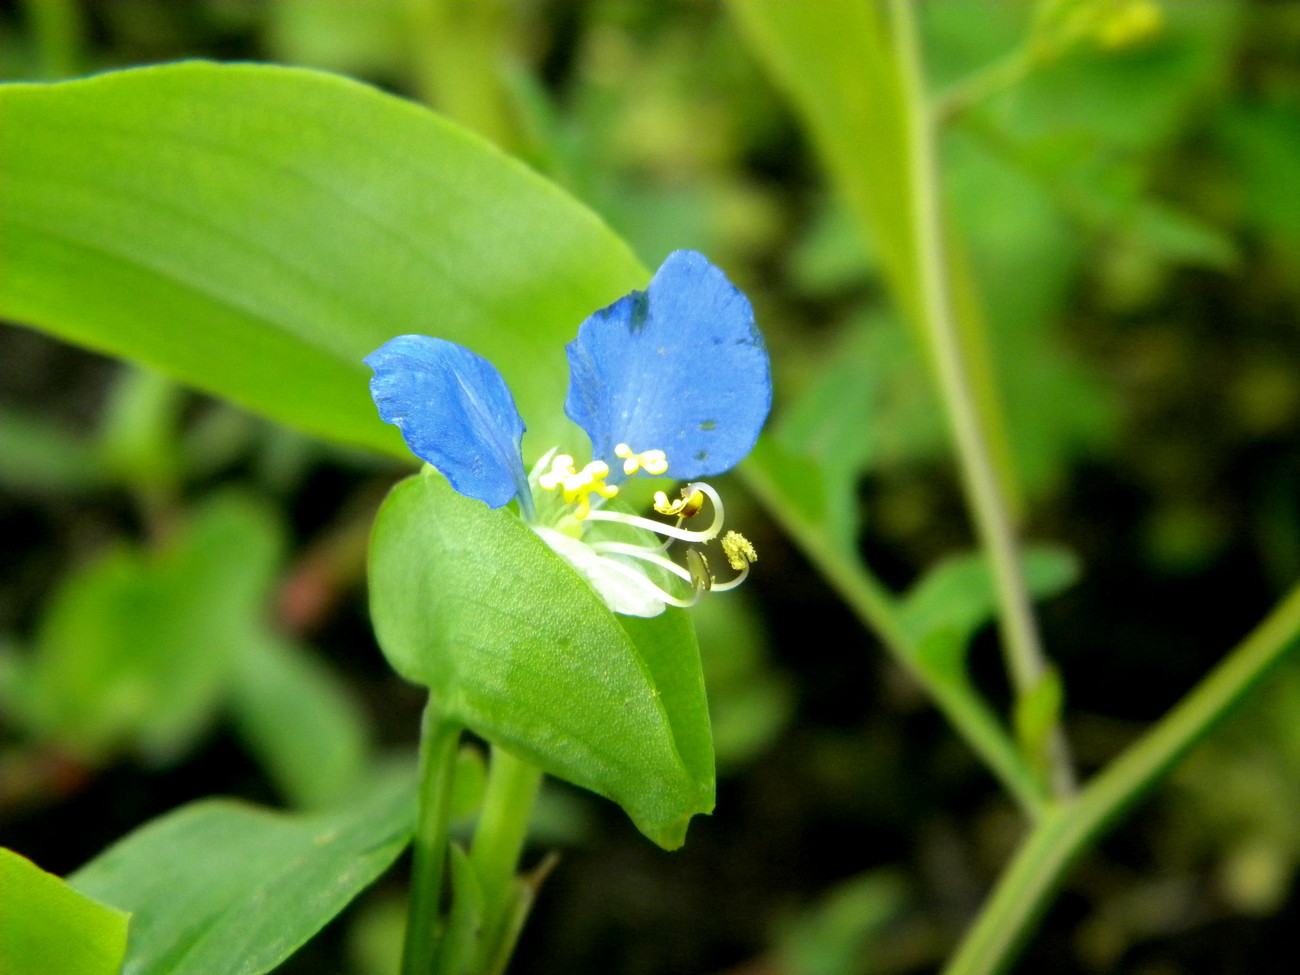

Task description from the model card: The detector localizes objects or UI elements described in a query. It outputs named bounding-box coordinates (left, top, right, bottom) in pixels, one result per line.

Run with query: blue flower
left=366, top=250, right=770, bottom=616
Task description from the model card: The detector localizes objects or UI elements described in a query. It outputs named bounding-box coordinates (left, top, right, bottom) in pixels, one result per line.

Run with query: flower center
left=538, top=454, right=619, bottom=520
left=531, top=444, right=756, bottom=617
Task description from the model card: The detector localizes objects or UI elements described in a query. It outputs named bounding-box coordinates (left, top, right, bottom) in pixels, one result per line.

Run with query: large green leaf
left=368, top=469, right=713, bottom=849
left=0, top=61, right=645, bottom=459
left=0, top=847, right=128, bottom=975
left=70, top=770, right=415, bottom=975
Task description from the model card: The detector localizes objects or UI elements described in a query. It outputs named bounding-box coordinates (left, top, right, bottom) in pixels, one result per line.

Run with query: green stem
left=20, top=0, right=83, bottom=79
left=402, top=702, right=462, bottom=975
left=889, top=0, right=1075, bottom=798
left=933, top=45, right=1044, bottom=126
left=469, top=744, right=544, bottom=973
left=740, top=457, right=1049, bottom=818
left=943, top=581, right=1300, bottom=975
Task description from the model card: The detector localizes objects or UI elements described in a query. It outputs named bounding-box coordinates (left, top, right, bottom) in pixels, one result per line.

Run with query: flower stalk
left=889, top=0, right=1076, bottom=799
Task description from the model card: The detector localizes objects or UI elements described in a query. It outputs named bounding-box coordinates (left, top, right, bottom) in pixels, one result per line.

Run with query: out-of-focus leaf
left=230, top=633, right=371, bottom=809
left=1002, top=1, right=1237, bottom=154
left=96, top=366, right=182, bottom=492
left=263, top=0, right=405, bottom=78
left=368, top=469, right=712, bottom=849
left=0, top=847, right=128, bottom=975
left=19, top=491, right=281, bottom=761
left=899, top=545, right=1080, bottom=650
left=775, top=323, right=879, bottom=544
left=0, top=62, right=645, bottom=461
left=692, top=591, right=790, bottom=769
left=775, top=870, right=906, bottom=975
left=71, top=769, right=414, bottom=975
left=945, top=130, right=1116, bottom=496
left=727, top=0, right=919, bottom=325
left=1218, top=101, right=1300, bottom=253
left=0, top=408, right=101, bottom=492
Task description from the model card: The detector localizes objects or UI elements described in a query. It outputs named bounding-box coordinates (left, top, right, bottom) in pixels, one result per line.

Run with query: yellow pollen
left=614, top=443, right=669, bottom=477
left=539, top=455, right=617, bottom=519
left=720, top=531, right=757, bottom=571
left=653, top=488, right=705, bottom=519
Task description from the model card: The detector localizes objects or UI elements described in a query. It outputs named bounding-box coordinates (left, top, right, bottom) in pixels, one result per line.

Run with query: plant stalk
left=469, top=744, right=544, bottom=974
left=889, top=0, right=1075, bottom=798
left=943, top=580, right=1300, bottom=975
left=401, top=702, right=463, bottom=975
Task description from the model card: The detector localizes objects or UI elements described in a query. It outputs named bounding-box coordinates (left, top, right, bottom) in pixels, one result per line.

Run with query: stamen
left=538, top=454, right=575, bottom=491
left=653, top=488, right=705, bottom=519
left=711, top=530, right=756, bottom=593
left=584, top=481, right=725, bottom=543
left=586, top=551, right=703, bottom=609
left=720, top=531, right=757, bottom=570
left=686, top=549, right=712, bottom=593
left=615, top=443, right=669, bottom=477
left=539, top=455, right=619, bottom=520
left=589, top=541, right=694, bottom=584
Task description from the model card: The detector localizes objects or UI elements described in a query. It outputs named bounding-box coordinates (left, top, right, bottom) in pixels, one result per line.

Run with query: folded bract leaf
left=368, top=469, right=713, bottom=849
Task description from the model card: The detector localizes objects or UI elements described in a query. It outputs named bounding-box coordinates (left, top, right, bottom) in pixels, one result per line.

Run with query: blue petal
left=565, top=250, right=771, bottom=481
left=366, top=335, right=529, bottom=509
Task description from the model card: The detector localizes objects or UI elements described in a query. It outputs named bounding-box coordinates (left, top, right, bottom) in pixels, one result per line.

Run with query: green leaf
left=70, top=769, right=415, bottom=975
left=230, top=633, right=371, bottom=809
left=0, top=847, right=129, bottom=975
left=727, top=0, right=919, bottom=326
left=891, top=547, right=1078, bottom=811
left=899, top=546, right=1080, bottom=651
left=775, top=869, right=905, bottom=975
left=774, top=328, right=878, bottom=539
left=0, top=62, right=645, bottom=460
left=0, top=408, right=102, bottom=493
left=368, top=469, right=713, bottom=849
left=20, top=491, right=282, bottom=761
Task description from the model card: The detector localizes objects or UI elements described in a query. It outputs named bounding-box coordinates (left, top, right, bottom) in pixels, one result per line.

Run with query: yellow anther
left=615, top=443, right=669, bottom=477
left=720, top=531, right=757, bottom=571
left=539, top=454, right=576, bottom=491
left=653, top=488, right=705, bottom=519
left=541, top=457, right=618, bottom=519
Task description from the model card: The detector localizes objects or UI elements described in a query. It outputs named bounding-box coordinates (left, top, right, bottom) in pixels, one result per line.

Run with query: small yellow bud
left=1096, top=0, right=1162, bottom=50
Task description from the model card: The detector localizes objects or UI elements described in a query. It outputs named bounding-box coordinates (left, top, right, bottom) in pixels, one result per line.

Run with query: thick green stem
left=889, top=0, right=1075, bottom=798
left=402, top=703, right=462, bottom=975
left=469, top=744, right=544, bottom=973
left=943, top=581, right=1300, bottom=975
